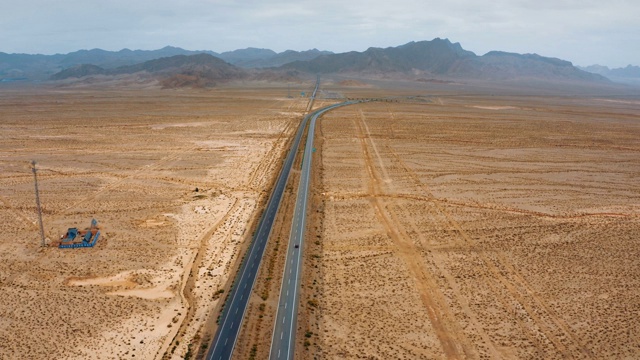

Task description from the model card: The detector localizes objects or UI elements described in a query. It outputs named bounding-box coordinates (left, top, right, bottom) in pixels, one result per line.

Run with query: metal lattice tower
left=31, top=160, right=46, bottom=247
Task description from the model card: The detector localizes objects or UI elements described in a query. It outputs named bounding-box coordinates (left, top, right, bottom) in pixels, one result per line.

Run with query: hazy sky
left=1, top=0, right=638, bottom=67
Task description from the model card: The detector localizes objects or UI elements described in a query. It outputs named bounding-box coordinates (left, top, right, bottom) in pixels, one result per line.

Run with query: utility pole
left=31, top=160, right=46, bottom=247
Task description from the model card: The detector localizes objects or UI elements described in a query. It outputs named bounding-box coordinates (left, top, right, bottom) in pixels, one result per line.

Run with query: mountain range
left=216, top=48, right=333, bottom=68
left=281, top=39, right=603, bottom=82
left=578, top=64, right=640, bottom=85
left=1, top=38, right=625, bottom=86
left=0, top=46, right=332, bottom=81
left=48, top=53, right=310, bottom=88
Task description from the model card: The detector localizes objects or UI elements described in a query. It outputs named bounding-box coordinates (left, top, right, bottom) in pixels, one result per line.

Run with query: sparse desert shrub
left=248, top=344, right=258, bottom=360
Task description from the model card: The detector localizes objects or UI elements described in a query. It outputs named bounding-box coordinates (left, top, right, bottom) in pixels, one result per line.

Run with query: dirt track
left=303, top=92, right=640, bottom=359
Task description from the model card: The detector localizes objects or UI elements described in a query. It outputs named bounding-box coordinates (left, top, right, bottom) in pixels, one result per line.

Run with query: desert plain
left=0, top=82, right=310, bottom=359
left=0, top=79, right=639, bottom=360
left=298, top=83, right=640, bottom=359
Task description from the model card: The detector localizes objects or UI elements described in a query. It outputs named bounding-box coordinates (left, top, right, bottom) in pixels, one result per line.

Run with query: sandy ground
left=0, top=84, right=310, bottom=359
left=2, top=79, right=639, bottom=359
left=302, top=90, right=640, bottom=359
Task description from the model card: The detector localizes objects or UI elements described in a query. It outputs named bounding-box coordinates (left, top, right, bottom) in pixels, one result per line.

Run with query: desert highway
left=269, top=100, right=359, bottom=360
left=206, top=78, right=319, bottom=360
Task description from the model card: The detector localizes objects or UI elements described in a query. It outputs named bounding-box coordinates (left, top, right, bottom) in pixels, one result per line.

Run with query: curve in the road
left=269, top=100, right=361, bottom=360
left=206, top=78, right=320, bottom=360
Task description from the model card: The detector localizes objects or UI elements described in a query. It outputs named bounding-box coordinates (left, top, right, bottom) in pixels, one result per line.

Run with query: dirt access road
left=300, top=91, right=640, bottom=359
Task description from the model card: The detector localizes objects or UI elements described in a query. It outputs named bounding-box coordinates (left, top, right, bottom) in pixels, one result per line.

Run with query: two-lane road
left=206, top=78, right=320, bottom=360
left=269, top=100, right=359, bottom=360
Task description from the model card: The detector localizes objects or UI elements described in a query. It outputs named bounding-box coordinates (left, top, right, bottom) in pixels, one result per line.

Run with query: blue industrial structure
left=58, top=219, right=100, bottom=249
left=61, top=228, right=78, bottom=242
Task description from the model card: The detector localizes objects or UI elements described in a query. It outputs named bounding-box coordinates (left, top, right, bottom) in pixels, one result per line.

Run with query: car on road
left=294, top=244, right=299, bottom=249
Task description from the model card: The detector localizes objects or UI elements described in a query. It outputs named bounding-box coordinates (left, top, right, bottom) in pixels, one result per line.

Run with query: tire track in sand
left=352, top=108, right=472, bottom=359
left=386, top=137, right=594, bottom=359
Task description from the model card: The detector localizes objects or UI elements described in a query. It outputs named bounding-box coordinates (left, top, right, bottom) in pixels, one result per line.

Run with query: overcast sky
left=1, top=0, right=638, bottom=67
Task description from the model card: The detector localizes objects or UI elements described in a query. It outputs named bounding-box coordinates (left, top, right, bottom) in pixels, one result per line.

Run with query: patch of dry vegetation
left=337, top=79, right=369, bottom=87
left=0, top=84, right=310, bottom=359
left=306, top=92, right=640, bottom=359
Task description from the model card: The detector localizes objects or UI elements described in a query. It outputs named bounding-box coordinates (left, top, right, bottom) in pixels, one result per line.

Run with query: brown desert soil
left=337, top=80, right=370, bottom=87
left=300, top=89, right=640, bottom=359
left=2, top=79, right=639, bottom=360
left=230, top=135, right=302, bottom=360
left=0, top=83, right=313, bottom=359
left=231, top=98, right=333, bottom=360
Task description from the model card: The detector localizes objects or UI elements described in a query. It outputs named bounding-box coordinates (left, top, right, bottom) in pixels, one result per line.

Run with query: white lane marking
left=217, top=163, right=283, bottom=353
left=281, top=331, right=284, bottom=340
left=270, top=100, right=356, bottom=359
left=225, top=337, right=228, bottom=345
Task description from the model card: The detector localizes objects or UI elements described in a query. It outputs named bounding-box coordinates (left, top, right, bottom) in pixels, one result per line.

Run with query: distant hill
left=0, top=46, right=331, bottom=81
left=282, top=38, right=606, bottom=82
left=218, top=48, right=334, bottom=68
left=57, top=46, right=219, bottom=69
left=450, top=51, right=604, bottom=81
left=1, top=46, right=217, bottom=80
left=578, top=64, right=640, bottom=85
left=0, top=52, right=65, bottom=80
left=282, top=39, right=474, bottom=74
left=216, top=48, right=278, bottom=65
left=50, top=64, right=106, bottom=80
left=129, top=54, right=248, bottom=88
left=50, top=53, right=310, bottom=88
left=109, top=53, right=239, bottom=75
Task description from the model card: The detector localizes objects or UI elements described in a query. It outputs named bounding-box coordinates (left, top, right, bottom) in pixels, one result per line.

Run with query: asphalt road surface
left=269, top=100, right=358, bottom=360
left=205, top=78, right=320, bottom=360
